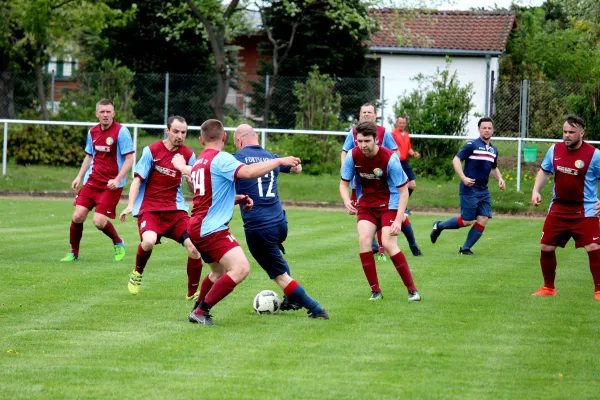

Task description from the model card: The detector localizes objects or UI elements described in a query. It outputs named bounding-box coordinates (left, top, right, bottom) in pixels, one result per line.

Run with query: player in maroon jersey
left=340, top=121, right=421, bottom=302
left=119, top=116, right=203, bottom=299
left=531, top=115, right=600, bottom=300
left=171, top=119, right=301, bottom=326
left=60, top=99, right=135, bottom=263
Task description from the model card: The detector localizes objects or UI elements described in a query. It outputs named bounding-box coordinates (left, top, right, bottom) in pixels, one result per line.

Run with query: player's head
left=165, top=115, right=187, bottom=149
left=477, top=117, right=494, bottom=141
left=359, top=103, right=377, bottom=123
left=355, top=121, right=378, bottom=157
left=234, top=124, right=259, bottom=150
left=200, top=119, right=226, bottom=146
left=563, top=114, right=585, bottom=150
left=396, top=115, right=407, bottom=131
left=95, top=99, right=115, bottom=129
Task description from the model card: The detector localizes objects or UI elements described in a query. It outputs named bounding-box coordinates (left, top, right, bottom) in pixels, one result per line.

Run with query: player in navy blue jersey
left=233, top=124, right=328, bottom=319
left=430, top=118, right=506, bottom=255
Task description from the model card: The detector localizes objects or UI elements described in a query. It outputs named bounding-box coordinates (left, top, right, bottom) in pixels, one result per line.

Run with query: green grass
left=1, top=199, right=600, bottom=399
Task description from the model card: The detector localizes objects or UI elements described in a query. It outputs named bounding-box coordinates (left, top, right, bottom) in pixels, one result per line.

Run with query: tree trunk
left=210, top=57, right=229, bottom=122
left=0, top=71, right=15, bottom=119
left=35, top=46, right=49, bottom=120
left=262, top=74, right=278, bottom=128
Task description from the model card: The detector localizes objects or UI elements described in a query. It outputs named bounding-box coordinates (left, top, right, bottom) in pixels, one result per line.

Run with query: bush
left=9, top=124, right=87, bottom=166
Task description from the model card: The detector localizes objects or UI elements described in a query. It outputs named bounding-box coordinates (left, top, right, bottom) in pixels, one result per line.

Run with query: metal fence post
left=380, top=75, right=385, bottom=125
left=133, top=126, right=138, bottom=178
left=164, top=72, right=169, bottom=126
left=484, top=55, right=490, bottom=117
left=261, top=130, right=266, bottom=149
left=51, top=70, right=56, bottom=114
left=516, top=137, right=522, bottom=192
left=2, top=121, right=7, bottom=176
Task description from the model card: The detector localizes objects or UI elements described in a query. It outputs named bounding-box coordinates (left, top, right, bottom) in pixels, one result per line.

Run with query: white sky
left=424, top=0, right=545, bottom=10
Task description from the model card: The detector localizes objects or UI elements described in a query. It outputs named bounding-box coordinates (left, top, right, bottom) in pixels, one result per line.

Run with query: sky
left=425, top=0, right=545, bottom=10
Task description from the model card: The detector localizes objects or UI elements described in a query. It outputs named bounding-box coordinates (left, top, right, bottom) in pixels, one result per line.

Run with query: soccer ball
left=253, top=290, right=281, bottom=314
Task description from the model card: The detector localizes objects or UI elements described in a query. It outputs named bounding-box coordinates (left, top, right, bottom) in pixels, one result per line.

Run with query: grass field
left=1, top=198, right=600, bottom=399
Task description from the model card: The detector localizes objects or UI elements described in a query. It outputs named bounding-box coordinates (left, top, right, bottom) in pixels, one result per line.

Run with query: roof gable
left=369, top=9, right=516, bottom=53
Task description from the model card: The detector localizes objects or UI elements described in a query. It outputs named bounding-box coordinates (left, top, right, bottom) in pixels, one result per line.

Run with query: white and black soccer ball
left=253, top=290, right=281, bottom=314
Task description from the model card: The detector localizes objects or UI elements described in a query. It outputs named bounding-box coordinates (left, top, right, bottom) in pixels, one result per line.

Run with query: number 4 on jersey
left=257, top=171, right=275, bottom=197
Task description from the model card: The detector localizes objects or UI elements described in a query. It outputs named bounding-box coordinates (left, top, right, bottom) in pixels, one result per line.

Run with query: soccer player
left=430, top=117, right=505, bottom=255
left=391, top=115, right=420, bottom=215
left=60, top=99, right=134, bottom=262
left=341, top=103, right=422, bottom=260
left=531, top=115, right=600, bottom=300
left=340, top=121, right=421, bottom=302
left=171, top=119, right=301, bottom=326
left=233, top=124, right=329, bottom=320
left=119, top=116, right=203, bottom=299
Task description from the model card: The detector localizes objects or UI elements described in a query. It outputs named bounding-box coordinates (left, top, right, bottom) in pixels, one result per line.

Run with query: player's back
left=136, top=142, right=194, bottom=215
left=233, top=145, right=288, bottom=230
left=189, top=148, right=243, bottom=237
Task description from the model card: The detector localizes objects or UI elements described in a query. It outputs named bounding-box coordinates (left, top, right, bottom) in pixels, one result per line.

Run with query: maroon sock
left=186, top=257, right=203, bottom=297
left=540, top=250, right=557, bottom=289
left=69, top=221, right=83, bottom=257
left=359, top=251, right=380, bottom=292
left=198, top=275, right=215, bottom=303
left=204, top=274, right=237, bottom=308
left=390, top=251, right=417, bottom=291
left=587, top=249, right=600, bottom=292
left=135, top=244, right=152, bottom=274
left=100, top=221, right=122, bottom=245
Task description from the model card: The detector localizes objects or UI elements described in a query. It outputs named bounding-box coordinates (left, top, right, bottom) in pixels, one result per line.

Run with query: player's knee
left=462, top=219, right=475, bottom=226
left=187, top=246, right=200, bottom=259
left=140, top=240, right=154, bottom=251
left=72, top=212, right=86, bottom=224
left=540, top=244, right=555, bottom=252
left=476, top=216, right=489, bottom=226
left=92, top=215, right=106, bottom=229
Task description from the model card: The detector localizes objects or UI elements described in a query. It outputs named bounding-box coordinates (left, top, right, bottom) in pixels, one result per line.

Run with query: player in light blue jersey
left=233, top=124, right=328, bottom=319
left=430, top=118, right=505, bottom=255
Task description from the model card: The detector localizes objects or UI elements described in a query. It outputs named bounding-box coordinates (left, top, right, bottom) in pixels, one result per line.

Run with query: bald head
left=234, top=124, right=259, bottom=150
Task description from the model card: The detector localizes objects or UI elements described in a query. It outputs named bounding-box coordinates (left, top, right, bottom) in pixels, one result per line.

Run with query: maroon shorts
left=75, top=184, right=123, bottom=219
left=188, top=217, right=240, bottom=263
left=137, top=211, right=189, bottom=244
left=541, top=214, right=600, bottom=248
left=357, top=207, right=398, bottom=230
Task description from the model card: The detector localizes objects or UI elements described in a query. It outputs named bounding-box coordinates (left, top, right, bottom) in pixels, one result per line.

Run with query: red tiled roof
left=369, top=9, right=516, bottom=52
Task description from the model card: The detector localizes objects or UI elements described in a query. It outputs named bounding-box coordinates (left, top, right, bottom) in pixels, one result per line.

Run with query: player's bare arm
left=491, top=167, right=506, bottom=190
left=172, top=154, right=192, bottom=175
left=237, top=157, right=300, bottom=180
left=390, top=185, right=409, bottom=236
left=453, top=156, right=475, bottom=187
left=72, top=154, right=93, bottom=190
left=108, top=153, right=134, bottom=190
left=531, top=169, right=551, bottom=206
left=340, top=150, right=347, bottom=171
left=120, top=176, right=142, bottom=222
left=339, top=180, right=357, bottom=215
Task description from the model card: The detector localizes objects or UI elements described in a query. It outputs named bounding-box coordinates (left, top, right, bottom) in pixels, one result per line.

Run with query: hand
left=107, top=179, right=119, bottom=190
left=172, top=154, right=186, bottom=171
left=389, top=220, right=402, bottom=236
left=413, top=151, right=420, bottom=159
left=344, top=199, right=357, bottom=215
left=183, top=174, right=192, bottom=184
left=120, top=205, right=133, bottom=222
left=71, top=176, right=82, bottom=191
left=531, top=191, right=542, bottom=206
left=461, top=176, right=476, bottom=187
left=242, top=195, right=254, bottom=211
left=498, top=179, right=506, bottom=191
left=279, top=156, right=301, bottom=168
left=594, top=201, right=600, bottom=217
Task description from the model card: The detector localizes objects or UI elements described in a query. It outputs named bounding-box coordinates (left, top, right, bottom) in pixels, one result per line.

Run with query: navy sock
left=462, top=223, right=485, bottom=250
left=285, top=281, right=322, bottom=313
left=438, top=216, right=464, bottom=231
left=401, top=219, right=417, bottom=248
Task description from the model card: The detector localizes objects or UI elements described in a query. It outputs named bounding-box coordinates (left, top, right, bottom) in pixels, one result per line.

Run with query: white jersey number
left=191, top=168, right=205, bottom=195
left=257, top=171, right=275, bottom=198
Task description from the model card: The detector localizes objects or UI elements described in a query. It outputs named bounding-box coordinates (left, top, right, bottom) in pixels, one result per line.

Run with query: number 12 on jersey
left=257, top=171, right=275, bottom=197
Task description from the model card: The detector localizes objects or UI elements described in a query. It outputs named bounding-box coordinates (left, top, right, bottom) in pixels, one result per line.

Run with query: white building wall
left=378, top=54, right=499, bottom=136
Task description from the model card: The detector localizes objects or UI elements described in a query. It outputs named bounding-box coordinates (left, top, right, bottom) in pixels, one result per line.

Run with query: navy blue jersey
left=233, top=145, right=292, bottom=230
left=456, top=137, right=498, bottom=194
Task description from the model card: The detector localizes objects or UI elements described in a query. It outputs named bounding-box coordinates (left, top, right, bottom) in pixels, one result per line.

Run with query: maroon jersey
left=133, top=141, right=195, bottom=216
left=543, top=142, right=599, bottom=218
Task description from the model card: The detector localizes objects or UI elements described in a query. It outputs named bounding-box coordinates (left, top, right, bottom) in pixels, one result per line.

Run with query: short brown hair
left=565, top=114, right=585, bottom=130
left=201, top=119, right=225, bottom=142
left=96, top=99, right=114, bottom=111
left=167, top=115, right=186, bottom=129
left=355, top=121, right=377, bottom=139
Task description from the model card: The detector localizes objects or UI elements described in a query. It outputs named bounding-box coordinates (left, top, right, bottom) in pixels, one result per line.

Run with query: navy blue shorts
left=460, top=191, right=492, bottom=221
left=400, top=160, right=415, bottom=181
left=244, top=222, right=290, bottom=279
